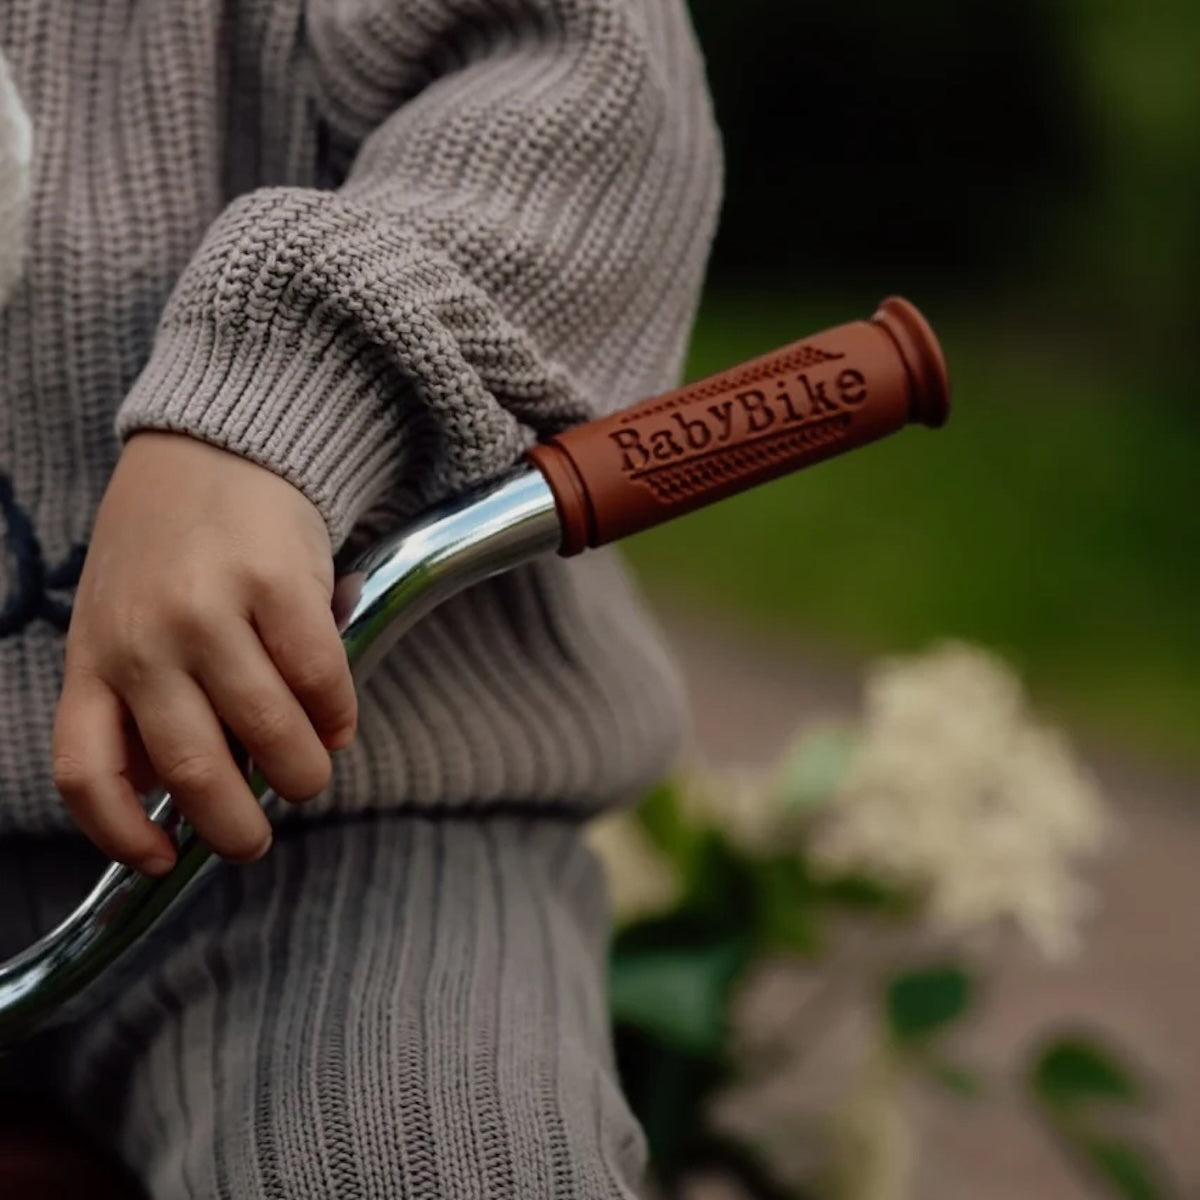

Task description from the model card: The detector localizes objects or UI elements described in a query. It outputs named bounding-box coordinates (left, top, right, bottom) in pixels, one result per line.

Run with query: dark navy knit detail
left=0, top=472, right=86, bottom=638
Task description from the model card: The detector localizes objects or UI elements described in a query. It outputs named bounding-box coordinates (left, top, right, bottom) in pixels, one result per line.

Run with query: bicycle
left=0, top=296, right=949, bottom=1195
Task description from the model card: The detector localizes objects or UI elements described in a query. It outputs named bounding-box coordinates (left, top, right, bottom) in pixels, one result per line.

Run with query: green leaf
left=1031, top=1037, right=1141, bottom=1109
left=636, top=779, right=698, bottom=865
left=1076, top=1134, right=1170, bottom=1200
left=886, top=965, right=974, bottom=1044
left=755, top=855, right=821, bottom=954
left=679, top=834, right=761, bottom=932
left=927, top=1060, right=984, bottom=1099
left=613, top=1028, right=721, bottom=1178
left=610, top=941, right=749, bottom=1057
left=778, top=726, right=859, bottom=813
left=816, top=873, right=917, bottom=916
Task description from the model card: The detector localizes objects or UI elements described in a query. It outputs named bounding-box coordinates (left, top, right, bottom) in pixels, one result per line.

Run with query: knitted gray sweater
left=0, top=0, right=721, bottom=833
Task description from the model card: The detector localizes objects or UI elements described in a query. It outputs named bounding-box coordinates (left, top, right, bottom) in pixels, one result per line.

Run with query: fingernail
left=141, top=855, right=176, bottom=878
left=324, top=725, right=355, bottom=751
left=247, top=835, right=273, bottom=863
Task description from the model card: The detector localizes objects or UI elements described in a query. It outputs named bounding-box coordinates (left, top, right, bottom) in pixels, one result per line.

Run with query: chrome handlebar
left=0, top=296, right=954, bottom=1047
left=0, top=468, right=561, bottom=1047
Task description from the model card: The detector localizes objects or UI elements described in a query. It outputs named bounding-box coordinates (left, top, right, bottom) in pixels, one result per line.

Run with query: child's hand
left=52, top=432, right=358, bottom=875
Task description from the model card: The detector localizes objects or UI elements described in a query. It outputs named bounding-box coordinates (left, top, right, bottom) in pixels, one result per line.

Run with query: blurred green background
left=627, top=0, right=1200, bottom=768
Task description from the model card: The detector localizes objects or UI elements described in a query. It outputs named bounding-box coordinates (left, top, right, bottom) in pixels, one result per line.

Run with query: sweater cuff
left=115, top=316, right=417, bottom=550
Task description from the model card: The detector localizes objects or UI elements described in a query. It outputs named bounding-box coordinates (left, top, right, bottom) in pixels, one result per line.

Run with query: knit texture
left=0, top=814, right=645, bottom=1198
left=0, top=0, right=723, bottom=831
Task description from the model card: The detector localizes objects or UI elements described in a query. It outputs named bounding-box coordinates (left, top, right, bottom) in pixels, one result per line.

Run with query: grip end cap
left=872, top=296, right=951, bottom=428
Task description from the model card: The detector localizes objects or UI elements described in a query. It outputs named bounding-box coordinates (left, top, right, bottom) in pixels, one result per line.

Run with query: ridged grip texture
left=527, top=296, right=950, bottom=555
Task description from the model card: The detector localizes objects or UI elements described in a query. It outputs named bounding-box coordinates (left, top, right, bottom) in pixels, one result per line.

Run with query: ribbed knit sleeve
left=114, top=0, right=722, bottom=551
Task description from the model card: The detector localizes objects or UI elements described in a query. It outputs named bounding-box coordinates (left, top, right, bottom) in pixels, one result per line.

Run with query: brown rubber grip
left=526, top=296, right=950, bottom=556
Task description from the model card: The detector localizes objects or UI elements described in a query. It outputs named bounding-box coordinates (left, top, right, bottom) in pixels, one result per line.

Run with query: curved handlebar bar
left=0, top=297, right=949, bottom=1047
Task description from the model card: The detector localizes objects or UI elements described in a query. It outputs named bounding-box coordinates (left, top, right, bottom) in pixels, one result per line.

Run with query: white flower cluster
left=590, top=641, right=1112, bottom=1200
left=591, top=641, right=1110, bottom=957
left=683, top=762, right=782, bottom=854
left=586, top=810, right=681, bottom=924
left=824, top=1045, right=914, bottom=1200
left=811, top=641, right=1110, bottom=960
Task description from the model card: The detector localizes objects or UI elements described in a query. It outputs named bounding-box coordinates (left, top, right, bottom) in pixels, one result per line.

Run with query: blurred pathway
left=654, top=602, right=1200, bottom=1200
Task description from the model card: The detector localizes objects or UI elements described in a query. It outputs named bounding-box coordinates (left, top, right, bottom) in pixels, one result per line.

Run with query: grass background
left=626, top=292, right=1199, bottom=769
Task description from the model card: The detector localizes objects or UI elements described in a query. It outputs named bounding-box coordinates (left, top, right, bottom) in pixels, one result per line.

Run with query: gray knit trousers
left=0, top=814, right=644, bottom=1198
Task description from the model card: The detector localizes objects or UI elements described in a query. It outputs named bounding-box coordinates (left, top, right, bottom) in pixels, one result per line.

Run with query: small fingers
left=53, top=671, right=176, bottom=875
left=128, top=674, right=273, bottom=863
left=192, top=618, right=334, bottom=803
left=255, top=585, right=357, bottom=751
left=122, top=719, right=160, bottom=797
